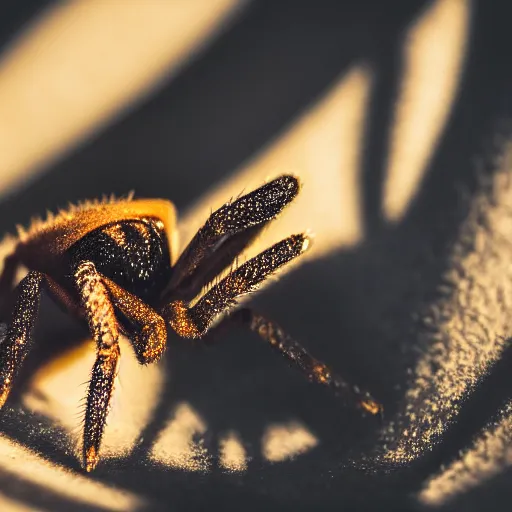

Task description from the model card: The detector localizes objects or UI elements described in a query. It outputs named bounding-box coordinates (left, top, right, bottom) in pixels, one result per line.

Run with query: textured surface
left=0, top=0, right=512, bottom=510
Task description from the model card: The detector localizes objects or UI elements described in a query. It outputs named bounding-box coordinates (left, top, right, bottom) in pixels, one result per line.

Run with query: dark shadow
left=359, top=6, right=409, bottom=235
left=0, top=0, right=54, bottom=50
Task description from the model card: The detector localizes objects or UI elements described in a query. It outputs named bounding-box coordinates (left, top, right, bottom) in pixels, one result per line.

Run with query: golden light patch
left=219, top=431, right=248, bottom=473
left=262, top=421, right=319, bottom=462
left=383, top=0, right=471, bottom=222
left=0, top=434, right=143, bottom=510
left=149, top=403, right=210, bottom=472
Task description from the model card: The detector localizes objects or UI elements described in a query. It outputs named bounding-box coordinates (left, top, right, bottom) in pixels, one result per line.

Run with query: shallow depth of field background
left=0, top=1, right=511, bottom=510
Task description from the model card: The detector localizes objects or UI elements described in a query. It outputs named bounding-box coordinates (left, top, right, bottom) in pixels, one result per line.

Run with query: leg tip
left=301, top=234, right=312, bottom=253
left=268, top=175, right=301, bottom=201
left=84, top=446, right=99, bottom=472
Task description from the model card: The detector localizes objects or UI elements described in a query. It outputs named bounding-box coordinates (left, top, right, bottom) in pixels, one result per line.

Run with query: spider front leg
left=0, top=271, right=44, bottom=407
left=73, top=260, right=121, bottom=472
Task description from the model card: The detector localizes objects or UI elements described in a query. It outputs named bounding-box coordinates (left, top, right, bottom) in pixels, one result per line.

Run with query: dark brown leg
left=101, top=276, right=167, bottom=364
left=74, top=260, right=120, bottom=472
left=0, top=271, right=44, bottom=407
left=229, top=309, right=382, bottom=415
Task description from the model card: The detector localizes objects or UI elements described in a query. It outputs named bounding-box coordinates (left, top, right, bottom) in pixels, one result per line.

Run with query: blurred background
left=0, top=0, right=512, bottom=510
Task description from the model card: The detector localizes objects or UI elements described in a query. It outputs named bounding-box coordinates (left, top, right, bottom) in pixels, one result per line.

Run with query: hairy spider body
left=68, top=218, right=172, bottom=302
left=0, top=175, right=382, bottom=472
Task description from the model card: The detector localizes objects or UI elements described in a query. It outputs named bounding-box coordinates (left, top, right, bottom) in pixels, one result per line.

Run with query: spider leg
left=73, top=260, right=121, bottom=472
left=166, top=175, right=300, bottom=301
left=100, top=276, right=167, bottom=364
left=0, top=271, right=44, bottom=407
left=162, top=233, right=309, bottom=337
left=228, top=309, right=382, bottom=416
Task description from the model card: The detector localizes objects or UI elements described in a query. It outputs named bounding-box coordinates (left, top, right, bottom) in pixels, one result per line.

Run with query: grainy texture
left=379, top=153, right=512, bottom=469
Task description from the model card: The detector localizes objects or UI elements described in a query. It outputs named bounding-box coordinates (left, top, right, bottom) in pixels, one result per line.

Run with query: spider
left=0, top=175, right=381, bottom=472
